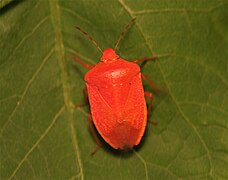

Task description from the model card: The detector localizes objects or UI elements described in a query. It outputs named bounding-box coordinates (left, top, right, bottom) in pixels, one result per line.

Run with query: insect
left=73, top=18, right=157, bottom=151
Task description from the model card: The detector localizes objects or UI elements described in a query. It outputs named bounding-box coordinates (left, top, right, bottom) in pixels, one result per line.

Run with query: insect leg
left=132, top=56, right=158, bottom=63
left=144, top=92, right=158, bottom=126
left=142, top=73, right=159, bottom=125
left=75, top=86, right=89, bottom=108
left=142, top=73, right=167, bottom=96
left=83, top=86, right=89, bottom=105
left=141, top=74, right=159, bottom=94
left=144, top=92, right=153, bottom=116
left=77, top=88, right=102, bottom=154
left=72, top=56, right=95, bottom=69
left=87, top=114, right=103, bottom=155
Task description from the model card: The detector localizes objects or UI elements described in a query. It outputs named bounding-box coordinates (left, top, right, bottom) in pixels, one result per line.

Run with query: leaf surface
left=0, top=0, right=227, bottom=179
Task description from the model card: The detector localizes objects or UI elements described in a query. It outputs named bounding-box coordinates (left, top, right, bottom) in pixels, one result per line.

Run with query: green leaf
left=0, top=0, right=227, bottom=179
left=0, top=0, right=13, bottom=9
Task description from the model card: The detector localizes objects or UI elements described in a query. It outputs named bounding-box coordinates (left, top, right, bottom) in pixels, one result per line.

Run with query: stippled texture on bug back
left=85, top=59, right=147, bottom=149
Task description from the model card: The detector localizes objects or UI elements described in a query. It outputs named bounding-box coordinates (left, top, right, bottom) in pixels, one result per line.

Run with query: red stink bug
left=74, top=18, right=157, bottom=151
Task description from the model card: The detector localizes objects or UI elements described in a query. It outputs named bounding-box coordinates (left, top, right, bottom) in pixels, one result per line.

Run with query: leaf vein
left=133, top=150, right=148, bottom=180
left=61, top=7, right=92, bottom=25
left=7, top=106, right=65, bottom=179
left=0, top=49, right=54, bottom=136
left=179, top=101, right=228, bottom=115
left=119, top=0, right=214, bottom=176
left=5, top=16, right=49, bottom=65
left=132, top=2, right=227, bottom=15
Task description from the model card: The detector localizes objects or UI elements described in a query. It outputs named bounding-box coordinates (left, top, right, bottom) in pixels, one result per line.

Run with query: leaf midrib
left=49, top=1, right=84, bottom=179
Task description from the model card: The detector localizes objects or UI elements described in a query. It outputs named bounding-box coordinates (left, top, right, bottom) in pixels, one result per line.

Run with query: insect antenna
left=114, top=17, right=136, bottom=51
left=75, top=26, right=103, bottom=54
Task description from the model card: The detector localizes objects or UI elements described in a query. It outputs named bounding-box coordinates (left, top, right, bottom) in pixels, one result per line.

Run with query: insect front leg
left=71, top=56, right=94, bottom=69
